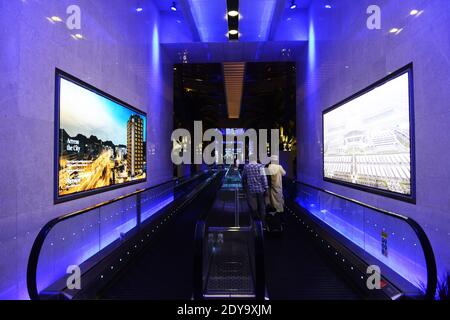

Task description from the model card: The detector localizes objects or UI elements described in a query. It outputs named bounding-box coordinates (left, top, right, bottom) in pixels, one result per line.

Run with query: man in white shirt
left=267, top=155, right=287, bottom=223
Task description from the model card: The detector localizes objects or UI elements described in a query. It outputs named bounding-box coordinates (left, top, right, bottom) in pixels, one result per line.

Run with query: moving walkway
left=26, top=167, right=437, bottom=300
left=27, top=170, right=223, bottom=300
left=277, top=179, right=437, bottom=300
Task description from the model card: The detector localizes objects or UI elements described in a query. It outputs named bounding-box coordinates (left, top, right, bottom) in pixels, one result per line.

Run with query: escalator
left=278, top=179, right=437, bottom=300
left=26, top=167, right=437, bottom=300
left=193, top=167, right=360, bottom=300
left=264, top=213, right=362, bottom=299
left=99, top=173, right=223, bottom=299
left=27, top=170, right=224, bottom=300
left=192, top=171, right=437, bottom=300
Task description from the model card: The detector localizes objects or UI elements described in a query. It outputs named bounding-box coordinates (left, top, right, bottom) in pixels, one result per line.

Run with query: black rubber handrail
left=193, top=220, right=206, bottom=300
left=289, top=179, right=437, bottom=299
left=27, top=173, right=205, bottom=300
left=193, top=171, right=226, bottom=300
left=250, top=209, right=266, bottom=300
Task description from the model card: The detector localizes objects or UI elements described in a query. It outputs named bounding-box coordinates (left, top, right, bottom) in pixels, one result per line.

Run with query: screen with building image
left=56, top=70, right=147, bottom=202
left=323, top=66, right=414, bottom=200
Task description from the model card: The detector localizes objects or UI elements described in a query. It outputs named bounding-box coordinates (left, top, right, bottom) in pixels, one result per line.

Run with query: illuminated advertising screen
left=55, top=70, right=147, bottom=202
left=323, top=65, right=415, bottom=201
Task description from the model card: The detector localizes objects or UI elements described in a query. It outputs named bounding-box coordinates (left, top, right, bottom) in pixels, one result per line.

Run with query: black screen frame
left=54, top=68, right=147, bottom=204
left=322, top=63, right=416, bottom=204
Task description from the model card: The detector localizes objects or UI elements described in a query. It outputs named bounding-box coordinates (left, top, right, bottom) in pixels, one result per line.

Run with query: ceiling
left=153, top=0, right=312, bottom=43
left=162, top=41, right=307, bottom=64
left=161, top=1, right=305, bottom=128
left=223, top=62, right=246, bottom=118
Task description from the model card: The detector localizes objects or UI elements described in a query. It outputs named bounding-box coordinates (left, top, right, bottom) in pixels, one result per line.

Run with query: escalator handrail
left=193, top=220, right=205, bottom=300
left=193, top=171, right=227, bottom=300
left=250, top=211, right=266, bottom=300
left=289, top=179, right=437, bottom=299
left=27, top=173, right=205, bottom=300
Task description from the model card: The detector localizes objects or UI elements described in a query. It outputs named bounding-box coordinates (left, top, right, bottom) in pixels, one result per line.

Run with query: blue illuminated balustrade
left=287, top=180, right=437, bottom=299
left=27, top=173, right=205, bottom=300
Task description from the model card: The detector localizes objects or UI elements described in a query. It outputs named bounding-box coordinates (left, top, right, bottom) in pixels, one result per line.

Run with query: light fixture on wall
left=171, top=2, right=177, bottom=12
left=290, top=1, right=297, bottom=10
left=389, top=27, right=403, bottom=35
left=71, top=33, right=85, bottom=40
left=50, top=16, right=63, bottom=22
left=136, top=1, right=143, bottom=12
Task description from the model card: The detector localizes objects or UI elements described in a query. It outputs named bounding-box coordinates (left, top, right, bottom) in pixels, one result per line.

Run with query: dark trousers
left=247, top=192, right=266, bottom=226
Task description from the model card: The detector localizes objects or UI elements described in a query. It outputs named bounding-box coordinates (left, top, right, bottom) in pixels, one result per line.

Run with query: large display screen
left=55, top=70, right=147, bottom=202
left=323, top=65, right=414, bottom=201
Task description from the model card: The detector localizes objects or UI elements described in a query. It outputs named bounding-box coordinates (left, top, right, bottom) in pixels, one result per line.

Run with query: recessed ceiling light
left=389, top=28, right=400, bottom=34
left=50, top=16, right=63, bottom=22
left=325, top=5, right=332, bottom=9
left=290, top=1, right=297, bottom=10
left=72, top=33, right=84, bottom=40
left=389, top=28, right=403, bottom=35
left=228, top=29, right=239, bottom=35
left=228, top=10, right=239, bottom=17
left=136, top=7, right=143, bottom=12
left=170, top=2, right=177, bottom=11
left=410, top=9, right=419, bottom=16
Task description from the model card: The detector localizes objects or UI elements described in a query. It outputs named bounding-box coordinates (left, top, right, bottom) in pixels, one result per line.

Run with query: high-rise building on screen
left=57, top=72, right=147, bottom=201
left=127, top=115, right=144, bottom=177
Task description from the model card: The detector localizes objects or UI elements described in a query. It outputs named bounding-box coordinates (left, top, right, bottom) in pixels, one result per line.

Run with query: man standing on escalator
left=242, top=159, right=269, bottom=229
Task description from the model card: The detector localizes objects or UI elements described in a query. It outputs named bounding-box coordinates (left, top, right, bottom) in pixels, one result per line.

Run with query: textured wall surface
left=298, top=0, right=450, bottom=282
left=0, top=0, right=173, bottom=299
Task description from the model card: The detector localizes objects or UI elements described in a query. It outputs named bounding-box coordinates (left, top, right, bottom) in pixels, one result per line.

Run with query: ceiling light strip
left=223, top=62, right=246, bottom=119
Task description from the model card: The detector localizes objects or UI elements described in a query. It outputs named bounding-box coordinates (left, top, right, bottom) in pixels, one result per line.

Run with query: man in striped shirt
left=242, top=160, right=268, bottom=227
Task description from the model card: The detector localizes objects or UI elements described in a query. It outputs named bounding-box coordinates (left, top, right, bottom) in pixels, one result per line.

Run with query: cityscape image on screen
left=323, top=71, right=412, bottom=196
left=57, top=75, right=147, bottom=199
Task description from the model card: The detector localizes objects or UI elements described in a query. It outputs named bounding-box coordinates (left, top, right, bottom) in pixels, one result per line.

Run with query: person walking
left=267, top=155, right=287, bottom=224
left=242, top=159, right=269, bottom=228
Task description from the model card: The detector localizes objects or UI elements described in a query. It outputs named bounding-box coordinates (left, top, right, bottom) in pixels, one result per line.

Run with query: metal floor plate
left=205, top=235, right=254, bottom=296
